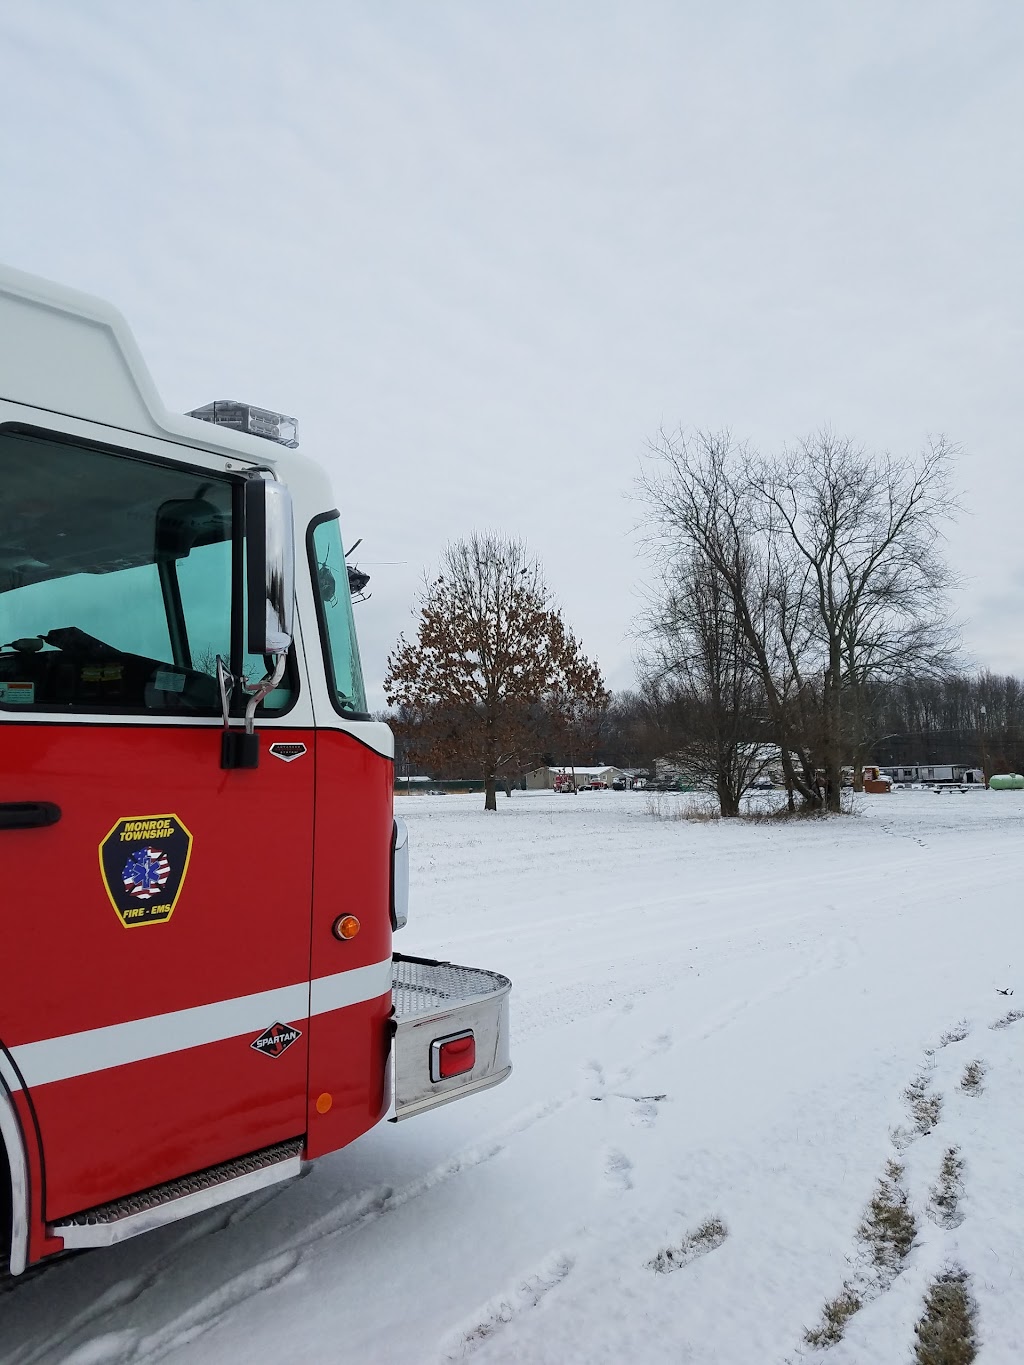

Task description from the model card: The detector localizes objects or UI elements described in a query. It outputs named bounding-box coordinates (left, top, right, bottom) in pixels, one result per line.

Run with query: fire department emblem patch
left=251, top=1023, right=302, bottom=1058
left=99, top=814, right=193, bottom=927
left=122, top=847, right=171, bottom=899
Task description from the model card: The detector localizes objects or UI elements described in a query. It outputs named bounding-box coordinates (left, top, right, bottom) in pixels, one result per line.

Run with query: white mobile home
left=881, top=764, right=984, bottom=787
left=525, top=765, right=626, bottom=791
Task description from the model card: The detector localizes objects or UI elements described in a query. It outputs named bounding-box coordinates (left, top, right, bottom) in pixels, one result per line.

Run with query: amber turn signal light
left=332, top=914, right=360, bottom=941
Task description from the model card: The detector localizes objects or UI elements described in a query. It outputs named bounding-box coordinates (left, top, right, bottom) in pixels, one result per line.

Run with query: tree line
left=383, top=429, right=1011, bottom=814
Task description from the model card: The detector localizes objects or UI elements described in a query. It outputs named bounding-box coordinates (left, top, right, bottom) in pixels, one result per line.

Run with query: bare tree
left=638, top=430, right=823, bottom=809
left=638, top=429, right=961, bottom=812
left=642, top=548, right=769, bottom=815
left=385, top=533, right=607, bottom=810
left=751, top=432, right=960, bottom=809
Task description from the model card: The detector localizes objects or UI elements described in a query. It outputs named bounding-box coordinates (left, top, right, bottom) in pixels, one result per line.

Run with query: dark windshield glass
left=310, top=515, right=367, bottom=716
left=0, top=429, right=232, bottom=713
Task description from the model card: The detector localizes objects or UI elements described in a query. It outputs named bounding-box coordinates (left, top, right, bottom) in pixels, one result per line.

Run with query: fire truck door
left=0, top=428, right=314, bottom=1221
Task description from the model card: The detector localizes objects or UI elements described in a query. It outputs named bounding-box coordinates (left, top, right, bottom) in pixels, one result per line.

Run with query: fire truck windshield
left=309, top=513, right=367, bottom=717
left=0, top=428, right=289, bottom=715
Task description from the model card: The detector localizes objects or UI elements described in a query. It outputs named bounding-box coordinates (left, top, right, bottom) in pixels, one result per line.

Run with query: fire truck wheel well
left=0, top=1142, right=11, bottom=1275
left=0, top=1081, right=29, bottom=1277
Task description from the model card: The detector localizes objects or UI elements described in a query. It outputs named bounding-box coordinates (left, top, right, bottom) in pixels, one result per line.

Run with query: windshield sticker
left=0, top=681, right=34, bottom=704
left=152, top=669, right=186, bottom=693
left=99, top=814, right=193, bottom=927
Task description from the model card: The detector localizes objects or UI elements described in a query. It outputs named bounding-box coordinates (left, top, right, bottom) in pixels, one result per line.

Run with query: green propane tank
left=989, top=773, right=1024, bottom=790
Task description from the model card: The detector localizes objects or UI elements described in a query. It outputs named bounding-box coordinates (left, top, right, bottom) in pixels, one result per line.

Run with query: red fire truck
left=0, top=264, right=511, bottom=1278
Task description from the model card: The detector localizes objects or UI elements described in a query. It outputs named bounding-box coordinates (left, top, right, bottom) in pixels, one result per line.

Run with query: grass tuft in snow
left=939, top=1020, right=970, bottom=1047
left=959, top=1060, right=986, bottom=1095
left=742, top=803, right=857, bottom=824
left=641, top=794, right=845, bottom=823
left=913, top=1268, right=978, bottom=1365
left=903, top=1074, right=943, bottom=1137
left=647, top=1216, right=728, bottom=1274
left=989, top=1008, right=1024, bottom=1030
left=928, top=1148, right=965, bottom=1229
left=803, top=1161, right=917, bottom=1349
left=859, top=1161, right=917, bottom=1273
left=644, top=795, right=720, bottom=823
left=803, top=1283, right=863, bottom=1348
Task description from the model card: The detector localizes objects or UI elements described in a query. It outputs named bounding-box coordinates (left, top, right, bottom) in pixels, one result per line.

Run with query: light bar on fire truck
left=187, top=399, right=299, bottom=448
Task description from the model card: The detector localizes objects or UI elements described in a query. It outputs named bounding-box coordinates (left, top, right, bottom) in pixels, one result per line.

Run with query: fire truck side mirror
left=220, top=476, right=295, bottom=770
left=245, top=475, right=295, bottom=656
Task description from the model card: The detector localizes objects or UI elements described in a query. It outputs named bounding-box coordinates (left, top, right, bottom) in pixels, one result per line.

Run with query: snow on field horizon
left=5, top=789, right=1023, bottom=1363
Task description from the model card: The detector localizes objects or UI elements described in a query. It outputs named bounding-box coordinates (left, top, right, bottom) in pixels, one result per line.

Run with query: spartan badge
left=99, top=814, right=193, bottom=927
left=251, top=1023, right=302, bottom=1058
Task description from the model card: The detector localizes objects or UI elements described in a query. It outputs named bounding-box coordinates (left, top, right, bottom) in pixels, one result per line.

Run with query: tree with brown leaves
left=385, top=533, right=607, bottom=810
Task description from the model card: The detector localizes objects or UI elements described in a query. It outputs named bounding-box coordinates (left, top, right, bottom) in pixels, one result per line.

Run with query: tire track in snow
left=174, top=1114, right=573, bottom=1352
left=24, top=1081, right=624, bottom=1365
left=41, top=1135, right=514, bottom=1363
left=14, top=1272, right=159, bottom=1365
left=680, top=927, right=859, bottom=1054
left=128, top=1072, right=650, bottom=1359
left=795, top=1007, right=1010, bottom=1358
left=14, top=1144, right=509, bottom=1365
left=133, top=1250, right=303, bottom=1363
left=280, top=1135, right=511, bottom=1255
left=511, top=880, right=868, bottom=1045
left=10, top=1202, right=271, bottom=1365
left=437, top=1253, right=575, bottom=1362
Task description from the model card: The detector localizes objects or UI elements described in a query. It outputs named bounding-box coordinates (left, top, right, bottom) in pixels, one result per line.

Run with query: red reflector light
left=431, top=1031, right=476, bottom=1081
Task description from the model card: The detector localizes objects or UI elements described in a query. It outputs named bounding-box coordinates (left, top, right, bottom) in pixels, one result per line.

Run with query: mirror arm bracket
left=218, top=651, right=285, bottom=771
left=244, top=654, right=287, bottom=735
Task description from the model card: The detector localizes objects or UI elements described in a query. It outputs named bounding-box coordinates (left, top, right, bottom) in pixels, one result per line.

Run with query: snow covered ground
left=5, top=789, right=1024, bottom=1363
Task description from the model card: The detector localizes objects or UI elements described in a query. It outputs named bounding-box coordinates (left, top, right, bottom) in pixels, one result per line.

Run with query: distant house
left=880, top=764, right=985, bottom=787
left=525, top=765, right=627, bottom=791
left=620, top=768, right=649, bottom=790
left=652, top=746, right=788, bottom=791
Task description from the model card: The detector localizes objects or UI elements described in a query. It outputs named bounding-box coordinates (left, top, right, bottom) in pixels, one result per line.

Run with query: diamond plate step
left=52, top=1137, right=304, bottom=1248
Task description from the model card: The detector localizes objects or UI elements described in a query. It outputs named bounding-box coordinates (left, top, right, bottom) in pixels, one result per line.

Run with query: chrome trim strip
left=0, top=1080, right=30, bottom=1275
left=52, top=1153, right=302, bottom=1249
left=392, top=816, right=409, bottom=930
left=392, top=1067, right=513, bottom=1123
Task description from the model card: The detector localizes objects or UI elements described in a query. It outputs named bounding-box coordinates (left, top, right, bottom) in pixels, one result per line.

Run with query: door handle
left=0, top=802, right=62, bottom=829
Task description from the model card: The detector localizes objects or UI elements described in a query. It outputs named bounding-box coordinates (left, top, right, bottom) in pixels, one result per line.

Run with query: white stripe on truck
left=6, top=957, right=394, bottom=1091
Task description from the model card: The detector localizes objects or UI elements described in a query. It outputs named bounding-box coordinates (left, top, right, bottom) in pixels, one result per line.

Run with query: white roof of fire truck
left=0, top=262, right=303, bottom=470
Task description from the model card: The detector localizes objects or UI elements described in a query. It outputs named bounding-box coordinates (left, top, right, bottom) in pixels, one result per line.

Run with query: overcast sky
left=1, top=2, right=1022, bottom=706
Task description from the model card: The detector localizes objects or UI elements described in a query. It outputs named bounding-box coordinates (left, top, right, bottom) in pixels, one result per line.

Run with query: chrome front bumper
left=391, top=953, right=512, bottom=1121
